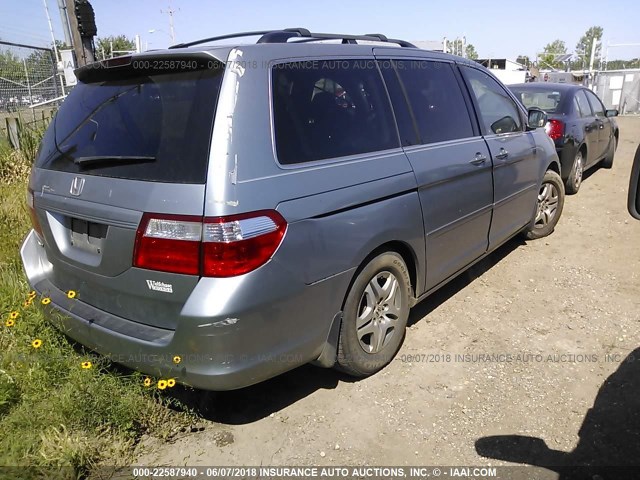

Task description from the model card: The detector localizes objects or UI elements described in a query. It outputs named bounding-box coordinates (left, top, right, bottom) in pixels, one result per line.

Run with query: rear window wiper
left=73, top=156, right=156, bottom=167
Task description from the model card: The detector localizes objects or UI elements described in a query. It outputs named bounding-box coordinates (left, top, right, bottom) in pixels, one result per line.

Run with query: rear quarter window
left=272, top=59, right=398, bottom=165
left=37, top=64, right=224, bottom=183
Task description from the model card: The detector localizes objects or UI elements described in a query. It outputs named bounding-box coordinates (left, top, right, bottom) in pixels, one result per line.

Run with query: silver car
left=21, top=29, right=563, bottom=390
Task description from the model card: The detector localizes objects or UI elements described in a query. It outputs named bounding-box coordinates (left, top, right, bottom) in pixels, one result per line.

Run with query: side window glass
left=461, top=67, right=523, bottom=135
left=585, top=90, right=605, bottom=116
left=393, top=60, right=474, bottom=144
left=272, top=59, right=398, bottom=165
left=574, top=97, right=583, bottom=116
left=379, top=61, right=419, bottom=147
left=575, top=90, right=593, bottom=117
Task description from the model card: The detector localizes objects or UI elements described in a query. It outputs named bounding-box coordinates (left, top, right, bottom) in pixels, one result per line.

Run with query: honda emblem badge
left=70, top=177, right=85, bottom=196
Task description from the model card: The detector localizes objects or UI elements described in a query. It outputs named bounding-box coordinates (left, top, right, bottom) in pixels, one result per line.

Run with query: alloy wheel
left=356, top=271, right=403, bottom=354
left=573, top=152, right=584, bottom=190
left=534, top=182, right=560, bottom=228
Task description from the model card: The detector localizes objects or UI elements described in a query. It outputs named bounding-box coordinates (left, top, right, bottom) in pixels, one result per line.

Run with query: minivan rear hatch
left=30, top=52, right=225, bottom=330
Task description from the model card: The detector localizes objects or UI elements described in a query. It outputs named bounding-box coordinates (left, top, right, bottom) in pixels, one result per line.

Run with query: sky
left=1, top=0, right=640, bottom=60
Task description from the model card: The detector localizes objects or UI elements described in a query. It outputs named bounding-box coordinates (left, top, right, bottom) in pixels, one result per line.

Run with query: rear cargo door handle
left=469, top=153, right=487, bottom=166
left=495, top=148, right=509, bottom=160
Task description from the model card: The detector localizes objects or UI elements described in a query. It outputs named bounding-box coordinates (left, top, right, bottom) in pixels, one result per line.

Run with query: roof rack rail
left=169, top=28, right=416, bottom=49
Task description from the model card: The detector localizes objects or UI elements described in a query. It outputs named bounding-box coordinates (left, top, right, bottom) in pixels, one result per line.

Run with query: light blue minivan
left=22, top=29, right=563, bottom=390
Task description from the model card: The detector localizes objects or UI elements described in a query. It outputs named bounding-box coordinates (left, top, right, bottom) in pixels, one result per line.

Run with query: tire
left=565, top=150, right=584, bottom=195
left=601, top=135, right=617, bottom=169
left=336, top=252, right=410, bottom=377
left=522, top=170, right=565, bottom=240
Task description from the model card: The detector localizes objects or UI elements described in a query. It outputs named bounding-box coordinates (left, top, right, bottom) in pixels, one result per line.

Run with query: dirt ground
left=136, top=117, right=640, bottom=475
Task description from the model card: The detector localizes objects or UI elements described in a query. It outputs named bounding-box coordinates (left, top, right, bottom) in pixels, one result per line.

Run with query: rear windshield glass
left=36, top=63, right=224, bottom=183
left=510, top=88, right=562, bottom=113
left=272, top=59, right=398, bottom=165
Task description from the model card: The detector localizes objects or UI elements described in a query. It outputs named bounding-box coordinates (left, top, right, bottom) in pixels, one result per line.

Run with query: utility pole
left=589, top=40, right=598, bottom=90
left=161, top=2, right=178, bottom=43
left=135, top=34, right=142, bottom=53
left=56, top=0, right=73, bottom=46
left=64, top=0, right=96, bottom=66
left=42, top=0, right=67, bottom=94
left=42, top=0, right=59, bottom=61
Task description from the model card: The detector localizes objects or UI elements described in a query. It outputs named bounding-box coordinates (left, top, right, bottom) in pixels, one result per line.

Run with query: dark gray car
left=21, top=29, right=563, bottom=390
left=509, top=83, right=619, bottom=194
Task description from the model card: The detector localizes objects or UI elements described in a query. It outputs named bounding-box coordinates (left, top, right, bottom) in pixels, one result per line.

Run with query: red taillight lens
left=133, top=214, right=202, bottom=275
left=133, top=210, right=287, bottom=277
left=26, top=188, right=44, bottom=239
left=545, top=119, right=565, bottom=140
left=202, top=211, right=287, bottom=277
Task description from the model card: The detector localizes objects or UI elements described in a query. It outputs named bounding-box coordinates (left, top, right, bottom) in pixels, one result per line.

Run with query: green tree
left=516, top=55, right=531, bottom=67
left=465, top=44, right=478, bottom=60
left=575, top=26, right=603, bottom=68
left=0, top=49, right=22, bottom=83
left=95, top=35, right=135, bottom=60
left=540, top=39, right=567, bottom=70
left=605, top=58, right=640, bottom=70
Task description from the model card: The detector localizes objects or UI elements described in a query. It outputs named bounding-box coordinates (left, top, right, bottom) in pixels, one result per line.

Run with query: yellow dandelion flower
left=81, top=361, right=92, bottom=369
left=41, top=297, right=51, bottom=305
left=157, top=380, right=168, bottom=390
left=167, top=379, right=176, bottom=388
left=23, top=299, right=32, bottom=307
left=172, top=355, right=181, bottom=364
left=143, top=377, right=152, bottom=387
left=9, top=311, right=19, bottom=320
left=28, top=290, right=37, bottom=298
left=31, top=339, right=43, bottom=349
left=67, top=290, right=77, bottom=299
left=5, top=319, right=15, bottom=327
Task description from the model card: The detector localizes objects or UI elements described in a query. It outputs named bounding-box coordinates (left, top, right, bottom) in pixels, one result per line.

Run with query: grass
left=0, top=130, right=196, bottom=477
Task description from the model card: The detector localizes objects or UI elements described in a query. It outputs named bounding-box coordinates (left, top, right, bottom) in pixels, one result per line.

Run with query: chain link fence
left=594, top=69, right=640, bottom=115
left=1, top=41, right=64, bottom=144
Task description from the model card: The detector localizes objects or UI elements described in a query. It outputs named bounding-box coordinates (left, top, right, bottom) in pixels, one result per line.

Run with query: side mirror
left=629, top=144, right=640, bottom=220
left=606, top=109, right=619, bottom=117
left=527, top=108, right=547, bottom=129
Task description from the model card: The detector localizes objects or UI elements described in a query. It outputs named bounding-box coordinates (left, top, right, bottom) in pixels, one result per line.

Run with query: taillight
left=545, top=119, right=565, bottom=140
left=133, top=214, right=202, bottom=275
left=202, top=211, right=287, bottom=277
left=133, top=210, right=286, bottom=277
left=26, top=188, right=44, bottom=239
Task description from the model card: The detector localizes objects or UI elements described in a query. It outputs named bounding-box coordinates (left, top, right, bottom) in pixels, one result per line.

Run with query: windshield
left=36, top=63, right=224, bottom=183
left=510, top=89, right=563, bottom=114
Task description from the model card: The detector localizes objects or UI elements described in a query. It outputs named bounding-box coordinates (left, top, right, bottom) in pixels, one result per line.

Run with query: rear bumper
left=556, top=144, right=578, bottom=181
left=21, top=230, right=353, bottom=390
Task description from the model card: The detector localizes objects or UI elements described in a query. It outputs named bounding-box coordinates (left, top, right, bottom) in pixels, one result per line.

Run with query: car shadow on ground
left=165, top=236, right=528, bottom=425
left=166, top=364, right=354, bottom=425
left=581, top=163, right=602, bottom=185
left=475, top=347, right=640, bottom=479
left=408, top=236, right=525, bottom=326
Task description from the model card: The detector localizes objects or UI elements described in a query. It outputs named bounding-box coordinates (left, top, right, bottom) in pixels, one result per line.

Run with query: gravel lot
left=137, top=116, right=640, bottom=476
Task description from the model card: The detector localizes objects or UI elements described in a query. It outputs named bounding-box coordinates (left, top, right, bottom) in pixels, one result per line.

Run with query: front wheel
left=522, top=170, right=565, bottom=240
left=336, top=252, right=410, bottom=377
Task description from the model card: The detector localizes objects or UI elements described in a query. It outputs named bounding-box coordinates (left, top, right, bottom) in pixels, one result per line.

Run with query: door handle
left=495, top=148, right=509, bottom=160
left=469, top=153, right=487, bottom=166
